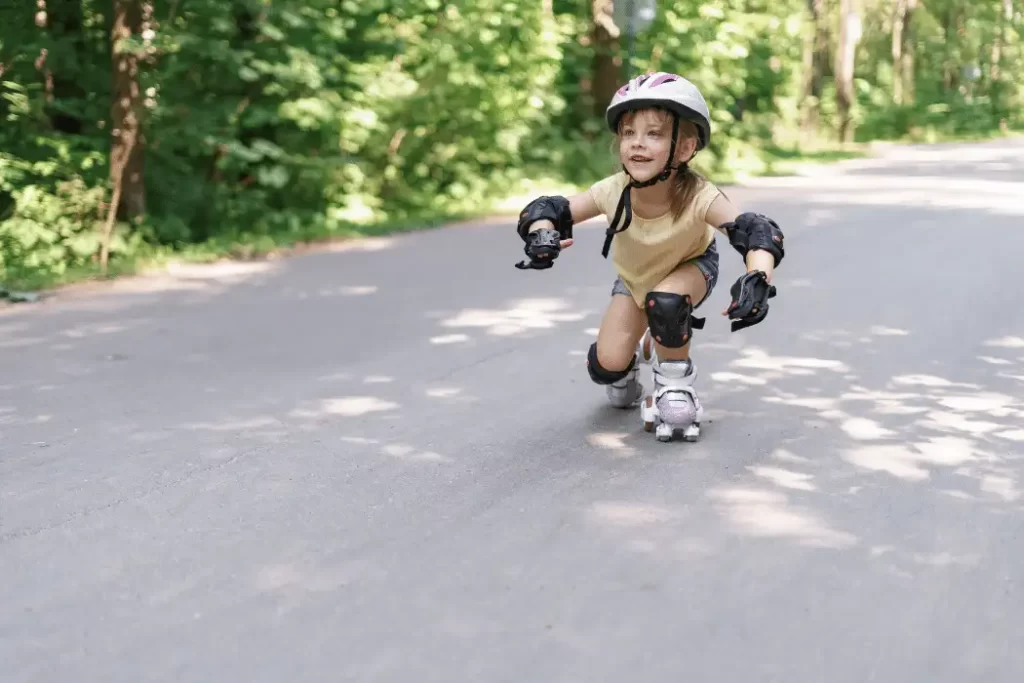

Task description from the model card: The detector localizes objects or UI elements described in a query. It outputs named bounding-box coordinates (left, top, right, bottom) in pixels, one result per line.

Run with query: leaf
left=257, top=165, right=291, bottom=188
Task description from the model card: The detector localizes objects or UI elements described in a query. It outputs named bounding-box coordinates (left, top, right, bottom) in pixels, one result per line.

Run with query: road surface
left=2, top=140, right=1024, bottom=682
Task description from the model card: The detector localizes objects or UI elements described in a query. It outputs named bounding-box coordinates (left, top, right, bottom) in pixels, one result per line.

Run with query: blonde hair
left=615, top=108, right=708, bottom=221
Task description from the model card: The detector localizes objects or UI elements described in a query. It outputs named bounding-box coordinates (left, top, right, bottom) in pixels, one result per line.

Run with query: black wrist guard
left=514, top=228, right=562, bottom=270
left=727, top=270, right=777, bottom=332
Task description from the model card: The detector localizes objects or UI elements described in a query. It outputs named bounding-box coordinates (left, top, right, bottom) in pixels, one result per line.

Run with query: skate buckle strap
left=654, top=383, right=698, bottom=403
left=652, top=362, right=698, bottom=400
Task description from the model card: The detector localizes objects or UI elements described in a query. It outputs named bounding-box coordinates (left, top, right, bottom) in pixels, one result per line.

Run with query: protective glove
left=514, top=228, right=563, bottom=270
left=726, top=270, right=776, bottom=332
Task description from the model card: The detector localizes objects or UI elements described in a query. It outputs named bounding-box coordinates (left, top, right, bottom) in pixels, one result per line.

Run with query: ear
left=676, top=136, right=698, bottom=164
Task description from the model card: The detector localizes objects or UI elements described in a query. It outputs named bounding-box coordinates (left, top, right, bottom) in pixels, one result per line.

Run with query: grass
left=1, top=174, right=591, bottom=297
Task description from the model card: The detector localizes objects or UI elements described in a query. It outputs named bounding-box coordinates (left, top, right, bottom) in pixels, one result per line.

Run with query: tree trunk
left=835, top=0, right=861, bottom=143
left=47, top=0, right=86, bottom=133
left=892, top=0, right=906, bottom=104
left=902, top=0, right=916, bottom=105
left=991, top=0, right=1013, bottom=84
left=941, top=6, right=959, bottom=91
left=110, top=0, right=146, bottom=219
left=591, top=0, right=620, bottom=120
left=801, top=0, right=828, bottom=136
left=891, top=0, right=916, bottom=105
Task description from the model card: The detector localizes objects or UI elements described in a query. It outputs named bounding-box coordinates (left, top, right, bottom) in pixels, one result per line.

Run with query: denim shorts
left=611, top=238, right=720, bottom=308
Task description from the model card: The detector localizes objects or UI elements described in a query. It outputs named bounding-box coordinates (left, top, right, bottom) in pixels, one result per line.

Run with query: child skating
left=513, top=71, right=786, bottom=442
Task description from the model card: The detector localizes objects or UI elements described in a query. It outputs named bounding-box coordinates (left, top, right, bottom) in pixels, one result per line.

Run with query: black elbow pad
left=517, top=195, right=574, bottom=242
left=722, top=212, right=785, bottom=266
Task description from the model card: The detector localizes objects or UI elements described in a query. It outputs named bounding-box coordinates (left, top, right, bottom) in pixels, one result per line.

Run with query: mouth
left=629, top=155, right=654, bottom=163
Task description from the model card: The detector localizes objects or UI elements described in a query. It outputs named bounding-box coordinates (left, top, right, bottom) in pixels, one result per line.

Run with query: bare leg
left=596, top=292, right=648, bottom=370
left=590, top=292, right=648, bottom=408
left=639, top=262, right=709, bottom=441
left=647, top=262, right=708, bottom=362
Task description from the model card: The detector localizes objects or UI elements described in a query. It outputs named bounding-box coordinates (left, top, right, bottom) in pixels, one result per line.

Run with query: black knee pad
left=586, top=342, right=636, bottom=385
left=645, top=291, right=702, bottom=348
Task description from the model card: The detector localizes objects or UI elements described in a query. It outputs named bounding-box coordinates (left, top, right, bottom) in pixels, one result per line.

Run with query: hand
left=722, top=270, right=776, bottom=331
left=528, top=221, right=574, bottom=254
left=515, top=227, right=574, bottom=270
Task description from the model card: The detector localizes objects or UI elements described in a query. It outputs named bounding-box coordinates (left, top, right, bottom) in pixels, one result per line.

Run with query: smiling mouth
left=630, top=155, right=653, bottom=163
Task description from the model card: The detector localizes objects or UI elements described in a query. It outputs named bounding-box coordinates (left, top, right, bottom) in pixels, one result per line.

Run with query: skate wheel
left=655, top=423, right=673, bottom=442
left=682, top=422, right=701, bottom=442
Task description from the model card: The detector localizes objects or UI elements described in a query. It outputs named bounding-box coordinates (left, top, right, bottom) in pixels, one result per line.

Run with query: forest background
left=1, top=0, right=1020, bottom=293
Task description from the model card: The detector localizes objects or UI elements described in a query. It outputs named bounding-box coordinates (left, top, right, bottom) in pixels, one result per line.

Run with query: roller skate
left=640, top=357, right=703, bottom=442
left=637, top=328, right=656, bottom=364
left=605, top=355, right=644, bottom=408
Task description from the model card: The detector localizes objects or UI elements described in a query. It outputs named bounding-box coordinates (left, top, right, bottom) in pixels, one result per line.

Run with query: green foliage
left=0, top=0, right=1022, bottom=290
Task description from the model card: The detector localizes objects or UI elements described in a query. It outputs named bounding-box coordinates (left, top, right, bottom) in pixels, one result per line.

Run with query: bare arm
left=568, top=189, right=602, bottom=225
left=706, top=193, right=775, bottom=282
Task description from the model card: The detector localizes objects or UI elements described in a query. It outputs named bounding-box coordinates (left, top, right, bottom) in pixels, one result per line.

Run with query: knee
left=587, top=342, right=636, bottom=385
left=645, top=290, right=696, bottom=348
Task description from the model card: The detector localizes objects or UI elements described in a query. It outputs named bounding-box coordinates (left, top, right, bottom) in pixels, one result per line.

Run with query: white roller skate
left=605, top=354, right=644, bottom=408
left=640, top=357, right=703, bottom=442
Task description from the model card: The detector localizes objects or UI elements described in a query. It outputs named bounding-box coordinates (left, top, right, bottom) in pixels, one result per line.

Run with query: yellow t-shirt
left=588, top=172, right=722, bottom=308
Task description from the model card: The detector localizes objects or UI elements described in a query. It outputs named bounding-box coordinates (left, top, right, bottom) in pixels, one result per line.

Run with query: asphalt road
left=2, top=139, right=1024, bottom=682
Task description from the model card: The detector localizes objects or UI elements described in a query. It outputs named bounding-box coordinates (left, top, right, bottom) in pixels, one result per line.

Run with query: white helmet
left=605, top=72, right=711, bottom=150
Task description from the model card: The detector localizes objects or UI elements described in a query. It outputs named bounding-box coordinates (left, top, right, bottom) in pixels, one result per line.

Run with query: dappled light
left=640, top=312, right=1024, bottom=570
left=706, top=486, right=858, bottom=549
left=588, top=501, right=682, bottom=527
left=340, top=435, right=451, bottom=464
left=59, top=321, right=139, bottom=339
left=315, top=237, right=396, bottom=254
left=430, top=333, right=471, bottom=345
left=380, top=443, right=450, bottom=463
left=0, top=334, right=46, bottom=350
left=729, top=347, right=850, bottom=375
left=586, top=432, right=637, bottom=459
left=439, top=297, right=590, bottom=337
left=290, top=396, right=400, bottom=419
left=254, top=561, right=353, bottom=616
left=342, top=286, right=378, bottom=296
left=73, top=260, right=280, bottom=298
left=278, top=285, right=380, bottom=301
left=740, top=349, right=1023, bottom=500
left=985, top=336, right=1024, bottom=349
left=842, top=439, right=975, bottom=482
left=425, top=387, right=461, bottom=399
left=839, top=417, right=896, bottom=440
left=164, top=260, right=278, bottom=281
left=749, top=465, right=817, bottom=491
left=181, top=417, right=284, bottom=433
left=870, top=326, right=909, bottom=336
left=0, top=406, right=52, bottom=428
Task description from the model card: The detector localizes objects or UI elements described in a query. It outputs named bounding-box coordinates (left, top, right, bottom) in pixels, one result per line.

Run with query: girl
left=514, top=72, right=785, bottom=442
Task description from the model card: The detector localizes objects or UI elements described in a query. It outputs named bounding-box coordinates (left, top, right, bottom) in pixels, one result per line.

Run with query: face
left=617, top=109, right=697, bottom=182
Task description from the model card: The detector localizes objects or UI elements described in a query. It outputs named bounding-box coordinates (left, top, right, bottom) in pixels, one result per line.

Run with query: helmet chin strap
left=602, top=114, right=683, bottom=259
